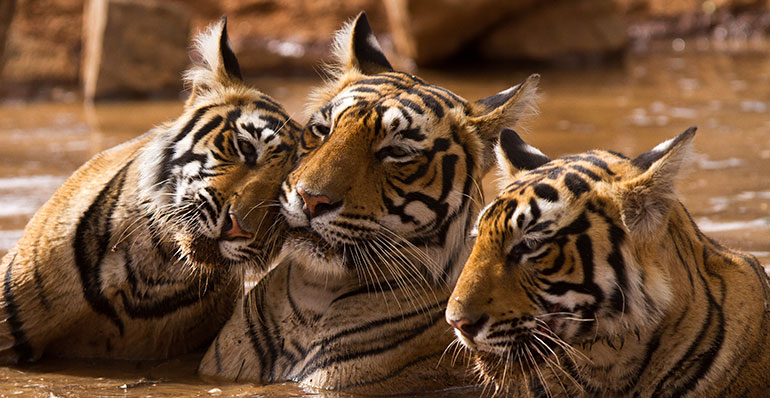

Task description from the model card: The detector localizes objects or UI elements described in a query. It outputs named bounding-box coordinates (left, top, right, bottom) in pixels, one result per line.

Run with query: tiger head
left=135, top=18, right=300, bottom=272
left=446, top=127, right=697, bottom=387
left=280, top=12, right=538, bottom=285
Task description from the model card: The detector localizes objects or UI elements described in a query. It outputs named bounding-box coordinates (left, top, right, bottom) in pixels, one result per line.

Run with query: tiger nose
left=221, top=213, right=253, bottom=240
left=297, top=187, right=341, bottom=219
left=447, top=313, right=490, bottom=340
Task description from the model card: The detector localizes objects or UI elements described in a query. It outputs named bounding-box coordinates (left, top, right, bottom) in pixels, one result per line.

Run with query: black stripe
left=563, top=155, right=615, bottom=176
left=3, top=255, right=35, bottom=362
left=73, top=161, right=133, bottom=334
left=157, top=105, right=216, bottom=188
left=295, top=308, right=445, bottom=380
left=569, top=164, right=601, bottom=181
left=407, top=88, right=444, bottom=118
left=330, top=280, right=400, bottom=304
left=540, top=239, right=566, bottom=275
left=422, top=85, right=459, bottom=108
left=354, top=76, right=410, bottom=89
left=191, top=115, right=224, bottom=146
left=251, top=99, right=285, bottom=115
left=564, top=172, right=590, bottom=197
left=653, top=244, right=726, bottom=396
left=31, top=244, right=51, bottom=311
left=528, top=198, right=541, bottom=225
left=397, top=98, right=425, bottom=115
left=533, top=183, right=559, bottom=202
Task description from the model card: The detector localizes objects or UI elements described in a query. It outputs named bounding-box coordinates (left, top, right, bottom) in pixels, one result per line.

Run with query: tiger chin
left=0, top=18, right=301, bottom=363
left=447, top=127, right=770, bottom=397
left=198, top=12, right=539, bottom=394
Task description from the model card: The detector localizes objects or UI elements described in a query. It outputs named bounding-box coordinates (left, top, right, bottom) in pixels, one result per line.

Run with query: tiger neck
left=283, top=246, right=464, bottom=316
left=561, top=203, right=769, bottom=395
left=108, top=161, right=200, bottom=277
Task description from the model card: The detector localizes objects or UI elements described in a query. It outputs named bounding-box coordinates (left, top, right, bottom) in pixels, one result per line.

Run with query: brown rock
left=1, top=0, right=84, bottom=88
left=82, top=0, right=191, bottom=100
left=480, top=0, right=627, bottom=61
left=207, top=0, right=388, bottom=74
left=383, top=0, right=536, bottom=66
left=0, top=0, right=15, bottom=69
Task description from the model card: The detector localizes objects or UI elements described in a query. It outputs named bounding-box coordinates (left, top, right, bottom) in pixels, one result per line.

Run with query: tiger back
left=446, top=127, right=770, bottom=397
left=0, top=18, right=301, bottom=363
left=198, top=12, right=539, bottom=394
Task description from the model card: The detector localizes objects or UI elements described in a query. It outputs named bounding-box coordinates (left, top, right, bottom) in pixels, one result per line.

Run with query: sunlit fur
left=447, top=127, right=770, bottom=397
left=0, top=18, right=300, bottom=363
left=199, top=12, right=538, bottom=394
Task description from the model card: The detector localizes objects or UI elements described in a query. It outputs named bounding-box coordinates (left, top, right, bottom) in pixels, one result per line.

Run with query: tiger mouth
left=287, top=227, right=343, bottom=260
left=178, top=231, right=279, bottom=271
left=286, top=227, right=385, bottom=268
left=182, top=235, right=229, bottom=269
left=472, top=334, right=559, bottom=377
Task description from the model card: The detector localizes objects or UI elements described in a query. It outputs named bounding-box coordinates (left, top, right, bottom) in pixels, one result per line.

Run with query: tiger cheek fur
left=0, top=18, right=300, bottom=364
left=448, top=127, right=770, bottom=397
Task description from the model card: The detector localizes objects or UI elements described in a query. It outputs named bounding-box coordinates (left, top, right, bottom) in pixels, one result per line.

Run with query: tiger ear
left=467, top=74, right=540, bottom=171
left=496, top=128, right=550, bottom=178
left=331, top=11, right=393, bottom=76
left=618, top=127, right=697, bottom=238
left=184, top=16, right=243, bottom=107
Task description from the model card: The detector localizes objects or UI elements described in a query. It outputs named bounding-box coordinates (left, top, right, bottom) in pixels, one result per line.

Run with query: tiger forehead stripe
left=346, top=72, right=463, bottom=118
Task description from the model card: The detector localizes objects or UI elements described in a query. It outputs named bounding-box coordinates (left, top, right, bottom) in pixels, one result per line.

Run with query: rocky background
left=0, top=0, right=768, bottom=101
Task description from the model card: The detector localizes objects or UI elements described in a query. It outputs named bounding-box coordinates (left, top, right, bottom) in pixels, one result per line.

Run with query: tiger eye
left=238, top=140, right=257, bottom=160
left=312, top=124, right=330, bottom=137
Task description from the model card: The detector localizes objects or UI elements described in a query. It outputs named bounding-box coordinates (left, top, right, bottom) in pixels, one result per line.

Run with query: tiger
left=0, top=17, right=301, bottom=363
left=446, top=126, right=770, bottom=397
left=197, top=12, right=540, bottom=394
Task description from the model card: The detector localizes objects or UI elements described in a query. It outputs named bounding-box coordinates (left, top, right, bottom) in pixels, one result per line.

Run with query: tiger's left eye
left=506, top=239, right=541, bottom=265
left=311, top=124, right=330, bottom=138
left=377, top=146, right=413, bottom=161
left=238, top=140, right=257, bottom=159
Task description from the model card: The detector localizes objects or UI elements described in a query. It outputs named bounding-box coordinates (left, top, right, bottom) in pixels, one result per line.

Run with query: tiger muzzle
left=220, top=212, right=253, bottom=241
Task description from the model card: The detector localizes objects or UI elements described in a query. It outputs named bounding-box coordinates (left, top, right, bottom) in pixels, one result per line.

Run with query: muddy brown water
left=0, top=49, right=769, bottom=397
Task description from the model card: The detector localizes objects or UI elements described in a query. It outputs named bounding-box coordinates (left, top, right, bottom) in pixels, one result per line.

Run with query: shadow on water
left=0, top=48, right=768, bottom=396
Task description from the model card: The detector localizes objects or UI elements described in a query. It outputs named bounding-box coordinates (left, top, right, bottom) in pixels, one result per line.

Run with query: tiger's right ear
left=184, top=16, right=243, bottom=107
left=617, top=127, right=696, bottom=238
left=330, top=11, right=393, bottom=76
left=495, top=128, right=550, bottom=180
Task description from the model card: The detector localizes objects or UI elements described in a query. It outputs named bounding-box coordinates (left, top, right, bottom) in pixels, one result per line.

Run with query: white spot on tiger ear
left=498, top=86, right=517, bottom=96
left=523, top=143, right=547, bottom=158
left=651, top=136, right=676, bottom=154
left=367, top=34, right=383, bottom=53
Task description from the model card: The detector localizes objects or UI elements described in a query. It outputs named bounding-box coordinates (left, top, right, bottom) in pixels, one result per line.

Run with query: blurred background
left=0, top=1, right=769, bottom=395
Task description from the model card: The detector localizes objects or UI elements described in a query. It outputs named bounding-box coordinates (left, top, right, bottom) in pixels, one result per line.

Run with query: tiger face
left=279, top=13, right=539, bottom=283
left=447, top=127, right=697, bottom=387
left=136, top=19, right=300, bottom=271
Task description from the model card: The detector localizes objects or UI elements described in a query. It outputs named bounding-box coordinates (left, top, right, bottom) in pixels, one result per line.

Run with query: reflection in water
left=696, top=217, right=770, bottom=233
left=0, top=48, right=768, bottom=396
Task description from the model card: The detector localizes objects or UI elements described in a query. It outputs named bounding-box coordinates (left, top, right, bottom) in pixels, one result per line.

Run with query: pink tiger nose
left=221, top=213, right=253, bottom=240
left=297, top=187, right=338, bottom=218
left=448, top=314, right=489, bottom=339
